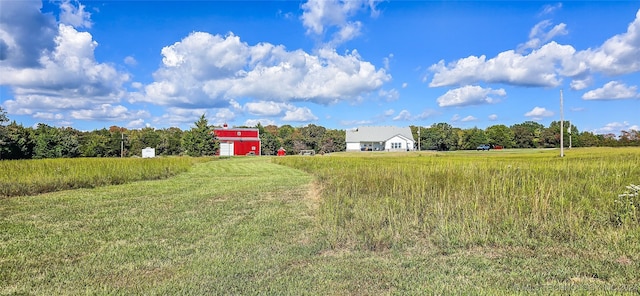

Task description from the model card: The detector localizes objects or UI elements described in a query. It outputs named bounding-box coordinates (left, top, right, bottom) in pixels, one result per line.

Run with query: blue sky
left=1, top=0, right=639, bottom=134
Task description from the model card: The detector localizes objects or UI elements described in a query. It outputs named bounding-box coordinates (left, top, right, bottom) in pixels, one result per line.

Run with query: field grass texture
left=275, top=148, right=640, bottom=251
left=2, top=149, right=639, bottom=294
left=0, top=157, right=207, bottom=197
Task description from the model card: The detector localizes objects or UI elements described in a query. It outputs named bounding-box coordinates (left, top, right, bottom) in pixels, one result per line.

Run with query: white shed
left=142, top=147, right=156, bottom=158
left=345, top=126, right=415, bottom=152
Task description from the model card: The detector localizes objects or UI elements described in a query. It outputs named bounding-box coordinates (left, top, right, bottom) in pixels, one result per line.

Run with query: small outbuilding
left=345, top=126, right=415, bottom=152
left=142, top=147, right=156, bottom=158
left=213, top=124, right=261, bottom=156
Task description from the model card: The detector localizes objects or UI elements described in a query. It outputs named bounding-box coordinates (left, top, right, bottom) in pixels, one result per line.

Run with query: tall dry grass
left=0, top=157, right=206, bottom=197
left=274, top=148, right=640, bottom=250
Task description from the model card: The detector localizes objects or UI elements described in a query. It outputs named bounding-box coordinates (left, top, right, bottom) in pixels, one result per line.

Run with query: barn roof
left=345, top=126, right=414, bottom=143
left=217, top=137, right=261, bottom=142
left=213, top=127, right=259, bottom=131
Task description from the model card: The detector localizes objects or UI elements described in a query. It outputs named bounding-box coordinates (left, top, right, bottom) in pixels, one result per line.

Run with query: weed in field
left=613, top=184, right=640, bottom=226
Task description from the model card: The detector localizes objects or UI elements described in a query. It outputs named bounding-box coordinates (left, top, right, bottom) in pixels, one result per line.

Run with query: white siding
left=384, top=135, right=414, bottom=151
left=346, top=142, right=361, bottom=151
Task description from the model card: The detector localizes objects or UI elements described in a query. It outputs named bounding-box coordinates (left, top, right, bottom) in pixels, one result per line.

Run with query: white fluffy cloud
left=70, top=104, right=149, bottom=121
left=517, top=20, right=568, bottom=53
left=579, top=9, right=640, bottom=76
left=0, top=0, right=57, bottom=68
left=570, top=76, right=593, bottom=91
left=282, top=107, right=318, bottom=122
left=0, top=0, right=129, bottom=125
left=593, top=121, right=640, bottom=134
left=2, top=24, right=129, bottom=112
left=392, top=110, right=411, bottom=121
left=582, top=81, right=640, bottom=100
left=244, top=118, right=277, bottom=127
left=429, top=9, right=640, bottom=89
left=244, top=101, right=289, bottom=116
left=301, top=0, right=380, bottom=46
left=389, top=108, right=436, bottom=121
left=429, top=42, right=580, bottom=88
left=541, top=3, right=562, bottom=16
left=243, top=101, right=318, bottom=123
left=488, top=114, right=498, bottom=121
left=59, top=0, right=92, bottom=29
left=152, top=107, right=216, bottom=127
left=436, top=85, right=506, bottom=107
left=124, top=56, right=137, bottom=66
left=340, top=119, right=373, bottom=126
left=33, top=112, right=64, bottom=120
left=524, top=107, right=554, bottom=120
left=416, top=109, right=438, bottom=119
left=461, top=115, right=477, bottom=122
left=378, top=88, right=399, bottom=101
left=137, top=32, right=389, bottom=109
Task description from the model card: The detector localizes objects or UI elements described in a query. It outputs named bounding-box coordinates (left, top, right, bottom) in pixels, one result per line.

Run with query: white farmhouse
left=345, top=126, right=415, bottom=152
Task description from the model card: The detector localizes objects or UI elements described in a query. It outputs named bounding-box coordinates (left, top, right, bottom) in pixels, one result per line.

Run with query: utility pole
left=121, top=129, right=124, bottom=158
left=418, top=126, right=421, bottom=151
left=568, top=120, right=572, bottom=149
left=560, top=89, right=564, bottom=158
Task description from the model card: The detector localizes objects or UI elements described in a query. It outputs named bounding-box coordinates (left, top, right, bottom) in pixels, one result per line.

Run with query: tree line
left=0, top=108, right=346, bottom=159
left=411, top=121, right=639, bottom=151
left=0, top=106, right=638, bottom=160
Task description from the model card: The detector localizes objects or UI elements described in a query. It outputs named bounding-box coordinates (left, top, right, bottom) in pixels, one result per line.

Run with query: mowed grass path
left=2, top=158, right=322, bottom=294
left=2, top=153, right=639, bottom=294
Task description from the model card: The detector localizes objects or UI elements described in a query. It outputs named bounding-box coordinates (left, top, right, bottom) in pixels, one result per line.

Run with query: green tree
left=33, top=124, right=80, bottom=158
left=510, top=121, right=544, bottom=148
left=299, top=124, right=326, bottom=152
left=0, top=106, right=7, bottom=124
left=276, top=125, right=296, bottom=153
left=424, top=123, right=457, bottom=151
left=260, top=132, right=281, bottom=155
left=320, top=129, right=345, bottom=153
left=128, top=127, right=162, bottom=156
left=157, top=127, right=183, bottom=156
left=278, top=125, right=294, bottom=140
left=577, top=131, right=600, bottom=147
left=80, top=129, right=110, bottom=157
left=619, top=130, right=640, bottom=146
left=486, top=124, right=515, bottom=148
left=460, top=127, right=488, bottom=150
left=544, top=121, right=573, bottom=148
left=106, top=126, right=129, bottom=157
left=0, top=121, right=34, bottom=159
left=181, top=114, right=217, bottom=156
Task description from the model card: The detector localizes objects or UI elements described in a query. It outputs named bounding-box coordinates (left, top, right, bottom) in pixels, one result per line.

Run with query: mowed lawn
left=2, top=151, right=640, bottom=294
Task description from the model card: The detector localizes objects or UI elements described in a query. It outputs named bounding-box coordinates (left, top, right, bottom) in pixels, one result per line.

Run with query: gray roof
left=345, top=126, right=414, bottom=142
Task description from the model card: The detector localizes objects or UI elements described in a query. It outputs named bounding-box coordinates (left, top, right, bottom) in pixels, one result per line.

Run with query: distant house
left=213, top=124, right=261, bottom=156
left=345, top=126, right=415, bottom=152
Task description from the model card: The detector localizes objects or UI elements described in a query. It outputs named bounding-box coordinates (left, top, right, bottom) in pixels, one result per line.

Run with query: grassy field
left=2, top=149, right=639, bottom=294
left=275, top=148, right=640, bottom=251
left=0, top=157, right=207, bottom=197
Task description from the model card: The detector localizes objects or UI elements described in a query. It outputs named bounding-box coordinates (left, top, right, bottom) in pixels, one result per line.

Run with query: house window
left=391, top=142, right=401, bottom=149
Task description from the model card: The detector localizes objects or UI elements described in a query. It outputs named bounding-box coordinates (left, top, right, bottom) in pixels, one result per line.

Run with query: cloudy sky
left=1, top=0, right=639, bottom=133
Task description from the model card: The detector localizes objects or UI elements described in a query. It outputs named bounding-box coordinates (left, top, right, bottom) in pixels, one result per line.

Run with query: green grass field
left=0, top=157, right=209, bottom=198
left=2, top=148, right=639, bottom=294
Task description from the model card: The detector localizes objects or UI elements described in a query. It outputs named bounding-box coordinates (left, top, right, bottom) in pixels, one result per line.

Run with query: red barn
left=213, top=124, right=261, bottom=156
